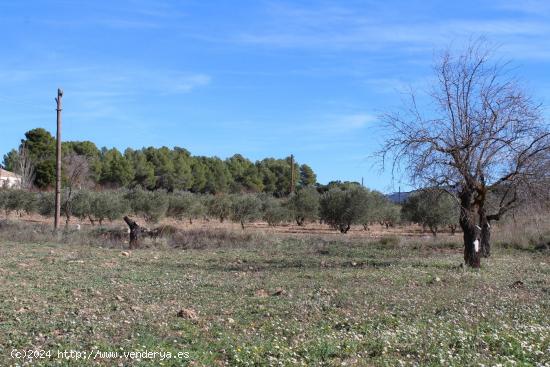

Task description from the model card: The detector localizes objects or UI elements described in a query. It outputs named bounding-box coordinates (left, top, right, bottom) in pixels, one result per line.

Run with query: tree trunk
left=124, top=216, right=143, bottom=250
left=240, top=220, right=245, bottom=230
left=479, top=208, right=491, bottom=258
left=460, top=191, right=481, bottom=268
left=339, top=223, right=350, bottom=233
left=449, top=224, right=457, bottom=235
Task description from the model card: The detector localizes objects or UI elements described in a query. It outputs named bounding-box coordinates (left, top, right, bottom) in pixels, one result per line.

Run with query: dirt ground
left=6, top=212, right=460, bottom=241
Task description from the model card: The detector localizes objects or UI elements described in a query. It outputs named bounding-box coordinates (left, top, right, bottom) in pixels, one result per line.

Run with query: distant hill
left=386, top=190, right=414, bottom=204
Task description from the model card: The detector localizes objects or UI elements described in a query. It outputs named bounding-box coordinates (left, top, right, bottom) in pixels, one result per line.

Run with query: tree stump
left=123, top=216, right=143, bottom=250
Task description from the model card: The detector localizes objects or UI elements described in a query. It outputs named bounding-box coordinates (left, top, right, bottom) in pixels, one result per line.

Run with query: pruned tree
left=379, top=40, right=550, bottom=267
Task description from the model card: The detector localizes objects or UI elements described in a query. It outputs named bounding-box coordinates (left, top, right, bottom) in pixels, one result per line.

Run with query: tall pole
left=290, top=154, right=295, bottom=194
left=361, top=177, right=364, bottom=187
left=54, top=88, right=63, bottom=230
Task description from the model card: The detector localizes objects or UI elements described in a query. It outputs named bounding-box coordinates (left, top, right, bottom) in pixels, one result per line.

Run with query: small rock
left=227, top=317, right=235, bottom=324
left=351, top=261, right=357, bottom=267
left=116, top=295, right=124, bottom=302
left=255, top=289, right=269, bottom=297
left=435, top=276, right=441, bottom=282
left=177, top=308, right=198, bottom=320
left=120, top=251, right=130, bottom=257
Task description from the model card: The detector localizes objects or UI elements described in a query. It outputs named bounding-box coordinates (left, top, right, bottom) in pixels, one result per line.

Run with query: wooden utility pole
left=290, top=154, right=295, bottom=194
left=54, top=88, right=63, bottom=230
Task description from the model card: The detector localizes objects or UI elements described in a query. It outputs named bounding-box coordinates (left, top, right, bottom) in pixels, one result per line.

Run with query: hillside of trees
left=2, top=128, right=317, bottom=195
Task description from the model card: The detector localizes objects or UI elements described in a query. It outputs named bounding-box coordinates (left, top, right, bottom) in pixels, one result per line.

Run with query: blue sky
left=1, top=0, right=549, bottom=192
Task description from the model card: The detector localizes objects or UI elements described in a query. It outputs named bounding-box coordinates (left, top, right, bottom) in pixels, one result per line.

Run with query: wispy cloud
left=230, top=2, right=550, bottom=60
left=496, top=0, right=550, bottom=16
left=332, top=113, right=377, bottom=130
left=31, top=0, right=186, bottom=30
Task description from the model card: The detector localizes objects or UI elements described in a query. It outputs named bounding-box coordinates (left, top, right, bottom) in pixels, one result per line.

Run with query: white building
left=0, top=168, right=22, bottom=188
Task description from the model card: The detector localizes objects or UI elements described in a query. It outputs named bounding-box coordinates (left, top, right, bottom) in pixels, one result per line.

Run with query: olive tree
left=359, top=190, right=392, bottom=230
left=206, top=194, right=233, bottom=223
left=379, top=200, right=401, bottom=229
left=91, top=190, right=130, bottom=225
left=231, top=194, right=262, bottom=229
left=287, top=186, right=319, bottom=225
left=260, top=195, right=290, bottom=226
left=71, top=189, right=92, bottom=223
left=402, top=189, right=459, bottom=236
left=1, top=189, right=37, bottom=216
left=167, top=191, right=206, bottom=224
left=320, top=187, right=369, bottom=233
left=127, top=189, right=168, bottom=224
left=380, top=41, right=550, bottom=267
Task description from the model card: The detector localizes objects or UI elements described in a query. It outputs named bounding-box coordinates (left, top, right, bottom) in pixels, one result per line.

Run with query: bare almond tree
left=380, top=41, right=550, bottom=268
left=16, top=144, right=35, bottom=190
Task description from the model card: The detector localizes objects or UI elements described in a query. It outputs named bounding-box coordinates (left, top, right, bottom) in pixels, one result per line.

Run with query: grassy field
left=0, top=234, right=549, bottom=366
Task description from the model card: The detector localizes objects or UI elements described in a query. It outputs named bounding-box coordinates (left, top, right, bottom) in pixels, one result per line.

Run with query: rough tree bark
left=460, top=191, right=481, bottom=268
